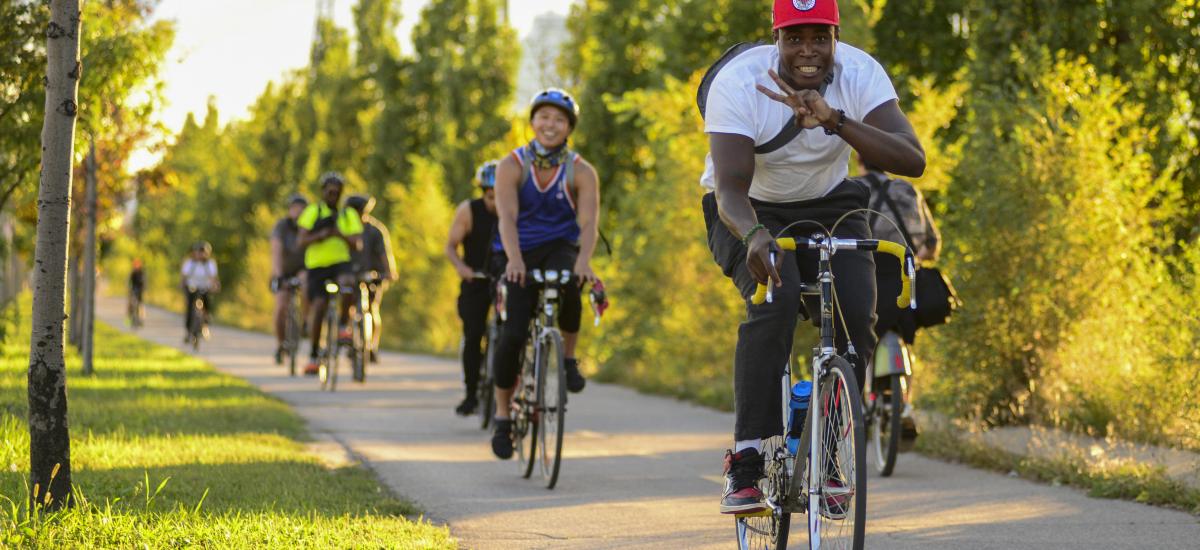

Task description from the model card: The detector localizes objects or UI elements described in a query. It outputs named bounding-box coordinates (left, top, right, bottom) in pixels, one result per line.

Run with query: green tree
left=407, top=0, right=518, bottom=201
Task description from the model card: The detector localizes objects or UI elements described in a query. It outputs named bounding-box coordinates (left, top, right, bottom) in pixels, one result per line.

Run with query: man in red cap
left=701, top=0, right=925, bottom=515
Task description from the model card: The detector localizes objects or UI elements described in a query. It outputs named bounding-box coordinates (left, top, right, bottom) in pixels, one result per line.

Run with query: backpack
left=696, top=42, right=833, bottom=155
left=866, top=175, right=961, bottom=328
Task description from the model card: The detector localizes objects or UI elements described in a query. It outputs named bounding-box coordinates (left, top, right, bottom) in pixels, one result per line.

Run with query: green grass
left=0, top=296, right=455, bottom=548
left=915, top=424, right=1200, bottom=515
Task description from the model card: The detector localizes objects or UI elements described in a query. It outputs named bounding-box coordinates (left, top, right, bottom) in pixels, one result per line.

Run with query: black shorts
left=306, top=263, right=351, bottom=301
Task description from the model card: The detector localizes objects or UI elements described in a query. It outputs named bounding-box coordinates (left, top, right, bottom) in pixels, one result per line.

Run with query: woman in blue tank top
left=487, top=89, right=601, bottom=460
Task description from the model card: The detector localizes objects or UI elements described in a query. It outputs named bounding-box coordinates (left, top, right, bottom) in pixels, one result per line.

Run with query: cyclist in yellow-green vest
left=297, top=172, right=364, bottom=375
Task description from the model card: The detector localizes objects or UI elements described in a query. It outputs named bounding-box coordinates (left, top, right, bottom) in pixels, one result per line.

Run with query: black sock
left=564, top=358, right=578, bottom=369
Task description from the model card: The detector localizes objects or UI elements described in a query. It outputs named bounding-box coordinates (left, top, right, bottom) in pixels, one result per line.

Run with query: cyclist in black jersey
left=446, top=161, right=499, bottom=416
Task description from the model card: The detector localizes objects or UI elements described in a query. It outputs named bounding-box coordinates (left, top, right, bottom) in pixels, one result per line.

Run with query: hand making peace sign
left=755, top=69, right=836, bottom=131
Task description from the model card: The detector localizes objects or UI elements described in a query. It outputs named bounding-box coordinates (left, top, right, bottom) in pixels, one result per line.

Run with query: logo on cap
left=793, top=0, right=817, bottom=10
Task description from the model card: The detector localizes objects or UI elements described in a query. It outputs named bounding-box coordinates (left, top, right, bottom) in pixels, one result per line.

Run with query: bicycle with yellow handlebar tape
left=735, top=234, right=914, bottom=550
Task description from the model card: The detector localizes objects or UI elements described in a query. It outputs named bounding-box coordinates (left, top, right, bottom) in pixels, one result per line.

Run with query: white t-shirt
left=181, top=259, right=218, bottom=291
left=700, top=42, right=898, bottom=202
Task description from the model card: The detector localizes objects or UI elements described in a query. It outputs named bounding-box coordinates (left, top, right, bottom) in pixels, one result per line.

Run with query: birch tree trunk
left=28, top=0, right=81, bottom=511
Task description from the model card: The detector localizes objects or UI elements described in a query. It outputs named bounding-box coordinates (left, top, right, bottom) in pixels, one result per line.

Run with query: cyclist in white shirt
left=702, top=0, right=925, bottom=515
left=180, top=241, right=220, bottom=338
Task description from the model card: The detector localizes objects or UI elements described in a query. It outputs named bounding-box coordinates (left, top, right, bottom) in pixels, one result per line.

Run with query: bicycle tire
left=516, top=340, right=538, bottom=479
left=286, top=299, right=300, bottom=377
left=871, top=374, right=903, bottom=477
left=188, top=301, right=203, bottom=352
left=804, top=356, right=866, bottom=550
left=735, top=434, right=792, bottom=550
left=537, top=329, right=566, bottom=489
left=479, top=321, right=498, bottom=430
left=322, top=305, right=339, bottom=391
left=352, top=311, right=366, bottom=383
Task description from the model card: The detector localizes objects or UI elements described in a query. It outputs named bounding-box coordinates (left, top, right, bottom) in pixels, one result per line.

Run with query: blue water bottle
left=786, top=381, right=812, bottom=455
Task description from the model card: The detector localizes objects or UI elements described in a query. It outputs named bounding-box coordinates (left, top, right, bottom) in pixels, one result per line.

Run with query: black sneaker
left=491, top=419, right=514, bottom=459
left=720, top=448, right=766, bottom=515
left=369, top=350, right=379, bottom=364
left=274, top=346, right=284, bottom=365
left=564, top=358, right=586, bottom=393
left=455, top=395, right=478, bottom=416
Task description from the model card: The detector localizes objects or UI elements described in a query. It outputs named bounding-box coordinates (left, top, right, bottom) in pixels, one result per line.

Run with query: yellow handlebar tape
left=876, top=240, right=911, bottom=308
left=751, top=238, right=911, bottom=307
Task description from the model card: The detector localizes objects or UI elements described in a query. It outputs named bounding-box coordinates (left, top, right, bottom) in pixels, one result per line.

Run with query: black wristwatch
left=823, top=109, right=846, bottom=136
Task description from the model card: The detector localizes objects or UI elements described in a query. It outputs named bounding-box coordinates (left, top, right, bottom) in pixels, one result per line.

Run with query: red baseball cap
left=773, top=0, right=840, bottom=30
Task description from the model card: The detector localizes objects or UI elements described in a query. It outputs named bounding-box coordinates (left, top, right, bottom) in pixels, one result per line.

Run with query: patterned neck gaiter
left=529, top=139, right=572, bottom=170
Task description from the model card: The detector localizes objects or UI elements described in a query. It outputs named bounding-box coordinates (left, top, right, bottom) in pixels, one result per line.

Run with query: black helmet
left=345, top=194, right=375, bottom=215
left=319, top=171, right=345, bottom=188
left=286, top=193, right=308, bottom=208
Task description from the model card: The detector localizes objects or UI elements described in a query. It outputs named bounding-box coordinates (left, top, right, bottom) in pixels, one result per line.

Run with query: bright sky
left=150, top=0, right=575, bottom=135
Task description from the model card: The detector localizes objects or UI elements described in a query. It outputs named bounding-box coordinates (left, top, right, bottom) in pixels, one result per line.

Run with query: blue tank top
left=493, top=146, right=581, bottom=252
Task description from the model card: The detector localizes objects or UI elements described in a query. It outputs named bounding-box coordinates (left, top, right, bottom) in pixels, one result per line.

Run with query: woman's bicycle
left=735, top=234, right=913, bottom=550
left=352, top=271, right=380, bottom=383
left=865, top=330, right=919, bottom=477
left=511, top=268, right=570, bottom=489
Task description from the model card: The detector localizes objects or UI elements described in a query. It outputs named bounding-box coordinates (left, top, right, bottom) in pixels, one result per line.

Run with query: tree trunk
left=81, top=141, right=96, bottom=376
left=67, top=254, right=79, bottom=348
left=28, top=0, right=81, bottom=511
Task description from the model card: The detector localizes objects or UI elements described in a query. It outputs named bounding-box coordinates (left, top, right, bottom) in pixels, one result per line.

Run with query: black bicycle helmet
left=345, top=194, right=375, bottom=215
left=319, top=171, right=345, bottom=188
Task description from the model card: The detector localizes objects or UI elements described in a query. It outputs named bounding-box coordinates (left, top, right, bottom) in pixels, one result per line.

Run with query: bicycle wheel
left=808, top=356, right=866, bottom=550
left=189, top=303, right=203, bottom=352
left=478, top=321, right=497, bottom=430
left=515, top=341, right=538, bottom=479
left=735, top=435, right=792, bottom=550
left=321, top=306, right=339, bottom=391
left=537, top=329, right=566, bottom=489
left=870, top=374, right=903, bottom=477
left=286, top=301, right=300, bottom=377
left=351, top=312, right=366, bottom=383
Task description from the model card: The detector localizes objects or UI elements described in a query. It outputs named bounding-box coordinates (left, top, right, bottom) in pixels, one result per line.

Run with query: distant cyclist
left=345, top=193, right=398, bottom=363
left=490, top=89, right=599, bottom=459
left=128, top=258, right=145, bottom=326
left=296, top=172, right=363, bottom=375
left=180, top=241, right=219, bottom=339
left=271, top=193, right=309, bottom=364
left=701, top=0, right=925, bottom=514
left=859, top=157, right=940, bottom=344
left=446, top=160, right=499, bottom=416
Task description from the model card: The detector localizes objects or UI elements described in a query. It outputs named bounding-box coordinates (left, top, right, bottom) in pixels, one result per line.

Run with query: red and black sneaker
left=719, top=448, right=766, bottom=515
left=820, top=477, right=851, bottom=520
left=303, top=359, right=320, bottom=376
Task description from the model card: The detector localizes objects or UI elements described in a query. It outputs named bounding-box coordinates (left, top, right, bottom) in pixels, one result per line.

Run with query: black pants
left=458, top=279, right=491, bottom=394
left=183, top=290, right=211, bottom=331
left=493, top=240, right=582, bottom=389
left=703, top=180, right=877, bottom=441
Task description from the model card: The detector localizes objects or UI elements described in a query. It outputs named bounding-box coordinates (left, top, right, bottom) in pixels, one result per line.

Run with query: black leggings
left=458, top=280, right=491, bottom=393
left=703, top=181, right=878, bottom=441
left=493, top=240, right=582, bottom=389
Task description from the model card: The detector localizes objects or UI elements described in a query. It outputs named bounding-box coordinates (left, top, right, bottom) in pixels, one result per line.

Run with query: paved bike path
left=98, top=296, right=1199, bottom=549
